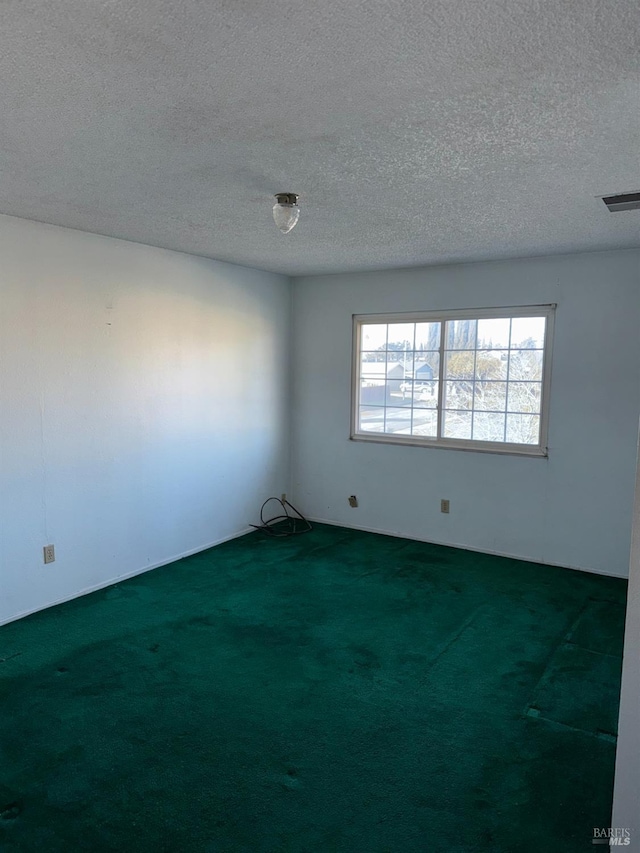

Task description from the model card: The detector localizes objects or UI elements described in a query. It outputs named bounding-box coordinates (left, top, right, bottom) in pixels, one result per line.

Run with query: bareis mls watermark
left=592, top=827, right=632, bottom=846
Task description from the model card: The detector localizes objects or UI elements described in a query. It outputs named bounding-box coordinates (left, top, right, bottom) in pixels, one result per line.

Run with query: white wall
left=0, top=214, right=291, bottom=624
left=291, top=250, right=640, bottom=577
left=612, top=430, right=640, bottom=848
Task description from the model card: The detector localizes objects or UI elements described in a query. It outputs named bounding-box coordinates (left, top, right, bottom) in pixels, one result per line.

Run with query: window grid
left=353, top=306, right=554, bottom=455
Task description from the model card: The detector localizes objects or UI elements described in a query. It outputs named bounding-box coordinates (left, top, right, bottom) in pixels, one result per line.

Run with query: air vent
left=601, top=192, right=640, bottom=213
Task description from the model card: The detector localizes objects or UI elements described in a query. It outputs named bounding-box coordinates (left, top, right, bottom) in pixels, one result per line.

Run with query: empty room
left=1, top=1, right=639, bottom=851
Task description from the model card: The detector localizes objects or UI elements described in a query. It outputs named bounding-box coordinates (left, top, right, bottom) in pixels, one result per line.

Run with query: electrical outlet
left=43, top=544, right=55, bottom=564
left=348, top=495, right=358, bottom=508
left=440, top=499, right=450, bottom=514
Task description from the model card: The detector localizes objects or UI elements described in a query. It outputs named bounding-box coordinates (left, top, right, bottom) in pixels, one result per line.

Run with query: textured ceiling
left=0, top=0, right=638, bottom=275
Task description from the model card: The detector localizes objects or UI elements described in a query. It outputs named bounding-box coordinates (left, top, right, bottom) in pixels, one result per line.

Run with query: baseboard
left=1, top=519, right=626, bottom=629
left=307, top=516, right=628, bottom=580
left=0, top=526, right=254, bottom=628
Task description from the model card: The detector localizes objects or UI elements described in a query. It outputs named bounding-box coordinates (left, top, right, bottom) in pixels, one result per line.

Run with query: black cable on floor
left=250, top=497, right=312, bottom=537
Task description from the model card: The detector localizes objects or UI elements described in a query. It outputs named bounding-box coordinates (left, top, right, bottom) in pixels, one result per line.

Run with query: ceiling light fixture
left=273, top=193, right=300, bottom=234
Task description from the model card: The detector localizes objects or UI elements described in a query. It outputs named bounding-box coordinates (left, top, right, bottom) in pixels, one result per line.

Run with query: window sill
left=350, top=432, right=548, bottom=457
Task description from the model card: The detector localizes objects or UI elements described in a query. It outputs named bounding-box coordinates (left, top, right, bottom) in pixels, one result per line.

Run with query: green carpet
left=0, top=524, right=627, bottom=852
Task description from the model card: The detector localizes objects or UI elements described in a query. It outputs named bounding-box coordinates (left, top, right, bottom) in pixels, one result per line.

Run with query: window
left=352, top=305, right=555, bottom=455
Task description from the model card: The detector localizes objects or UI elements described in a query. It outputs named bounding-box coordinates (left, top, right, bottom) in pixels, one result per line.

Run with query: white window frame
left=351, top=304, right=555, bottom=457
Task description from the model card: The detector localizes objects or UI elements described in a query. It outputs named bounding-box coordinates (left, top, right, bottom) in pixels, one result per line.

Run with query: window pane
left=474, top=381, right=507, bottom=411
left=361, top=324, right=387, bottom=351
left=395, top=381, right=416, bottom=407
left=472, top=412, right=506, bottom=442
left=508, top=349, right=543, bottom=381
left=413, top=381, right=438, bottom=408
left=414, top=353, right=439, bottom=382
left=384, top=407, right=412, bottom=435
left=375, top=353, right=413, bottom=392
left=477, top=318, right=511, bottom=348
left=397, top=350, right=415, bottom=380
left=360, top=359, right=389, bottom=381
left=360, top=350, right=387, bottom=366
left=510, top=317, right=545, bottom=349
left=444, top=381, right=474, bottom=409
left=444, top=350, right=475, bottom=379
left=415, top=322, right=441, bottom=350
left=359, top=406, right=385, bottom=432
left=507, top=382, right=542, bottom=414
left=411, top=409, right=438, bottom=437
left=443, top=410, right=472, bottom=439
left=446, top=319, right=477, bottom=349
left=387, top=381, right=404, bottom=402
left=475, top=350, right=508, bottom=380
left=384, top=354, right=409, bottom=377
left=387, top=323, right=415, bottom=351
left=506, top=413, right=540, bottom=444
left=359, top=380, right=387, bottom=407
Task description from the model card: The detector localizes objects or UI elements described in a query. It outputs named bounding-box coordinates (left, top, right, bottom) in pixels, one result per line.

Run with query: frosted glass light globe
left=272, top=201, right=300, bottom=234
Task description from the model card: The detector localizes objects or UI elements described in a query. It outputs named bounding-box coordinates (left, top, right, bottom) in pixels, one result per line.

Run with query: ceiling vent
left=601, top=191, right=640, bottom=213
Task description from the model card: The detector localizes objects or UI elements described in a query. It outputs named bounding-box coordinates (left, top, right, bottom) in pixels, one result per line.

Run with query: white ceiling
left=0, top=0, right=638, bottom=275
